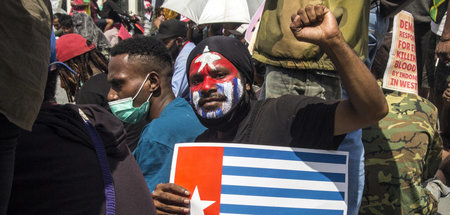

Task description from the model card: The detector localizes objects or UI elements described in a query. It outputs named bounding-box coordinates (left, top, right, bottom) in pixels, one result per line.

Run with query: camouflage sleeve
left=423, top=105, right=443, bottom=180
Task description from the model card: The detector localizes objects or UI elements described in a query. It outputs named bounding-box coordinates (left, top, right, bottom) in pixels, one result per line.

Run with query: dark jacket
left=8, top=104, right=156, bottom=215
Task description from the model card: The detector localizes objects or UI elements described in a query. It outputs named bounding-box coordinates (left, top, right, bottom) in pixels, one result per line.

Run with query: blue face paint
left=232, top=77, right=239, bottom=105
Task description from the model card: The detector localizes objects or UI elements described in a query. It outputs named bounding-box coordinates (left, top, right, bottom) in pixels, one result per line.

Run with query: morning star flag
left=170, top=143, right=349, bottom=215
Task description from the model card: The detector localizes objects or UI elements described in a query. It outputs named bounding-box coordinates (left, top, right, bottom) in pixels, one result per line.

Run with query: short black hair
left=54, top=13, right=63, bottom=21
left=111, top=36, right=173, bottom=79
left=59, top=14, right=73, bottom=28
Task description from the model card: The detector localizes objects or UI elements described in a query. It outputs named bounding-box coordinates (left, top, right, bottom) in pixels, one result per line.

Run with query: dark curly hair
left=57, top=40, right=108, bottom=103
left=59, top=14, right=73, bottom=28
left=111, top=36, right=173, bottom=79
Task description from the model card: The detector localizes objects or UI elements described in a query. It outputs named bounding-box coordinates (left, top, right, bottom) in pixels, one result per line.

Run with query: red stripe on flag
left=174, top=146, right=223, bottom=214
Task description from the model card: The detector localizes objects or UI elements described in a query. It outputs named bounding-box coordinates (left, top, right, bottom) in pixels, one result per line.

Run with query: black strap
left=79, top=109, right=116, bottom=215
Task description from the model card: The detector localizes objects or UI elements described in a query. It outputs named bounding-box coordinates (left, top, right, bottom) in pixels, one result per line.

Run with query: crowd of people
left=1, top=0, right=450, bottom=214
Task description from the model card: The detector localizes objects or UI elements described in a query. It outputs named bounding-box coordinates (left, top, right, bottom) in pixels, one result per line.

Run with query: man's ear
left=148, top=71, right=160, bottom=92
left=176, top=37, right=184, bottom=46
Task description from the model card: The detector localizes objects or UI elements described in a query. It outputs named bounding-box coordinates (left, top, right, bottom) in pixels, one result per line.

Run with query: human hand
left=436, top=40, right=450, bottom=63
left=436, top=149, right=450, bottom=186
left=443, top=83, right=450, bottom=102
left=152, top=183, right=191, bottom=214
left=290, top=4, right=342, bottom=47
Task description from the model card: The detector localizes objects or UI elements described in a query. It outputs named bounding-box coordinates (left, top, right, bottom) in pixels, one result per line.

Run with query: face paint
left=189, top=46, right=244, bottom=119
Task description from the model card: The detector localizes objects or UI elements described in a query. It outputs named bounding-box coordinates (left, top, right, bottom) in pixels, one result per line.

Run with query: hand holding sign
left=152, top=183, right=191, bottom=214
left=169, top=143, right=349, bottom=215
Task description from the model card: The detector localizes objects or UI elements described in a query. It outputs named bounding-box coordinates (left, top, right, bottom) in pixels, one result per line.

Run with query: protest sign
left=170, top=143, right=348, bottom=215
left=382, top=11, right=418, bottom=94
left=245, top=0, right=265, bottom=54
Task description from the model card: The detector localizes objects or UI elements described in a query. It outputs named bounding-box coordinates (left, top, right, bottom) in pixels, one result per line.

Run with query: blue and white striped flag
left=170, top=143, right=348, bottom=215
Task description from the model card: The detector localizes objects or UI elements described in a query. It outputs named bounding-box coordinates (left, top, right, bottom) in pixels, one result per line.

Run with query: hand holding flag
left=158, top=143, right=348, bottom=215
left=152, top=183, right=191, bottom=214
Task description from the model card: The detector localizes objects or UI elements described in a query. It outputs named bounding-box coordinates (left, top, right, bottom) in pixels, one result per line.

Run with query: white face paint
left=193, top=46, right=221, bottom=73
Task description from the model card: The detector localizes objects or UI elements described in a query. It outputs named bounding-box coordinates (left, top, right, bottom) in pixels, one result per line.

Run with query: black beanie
left=186, top=36, right=254, bottom=86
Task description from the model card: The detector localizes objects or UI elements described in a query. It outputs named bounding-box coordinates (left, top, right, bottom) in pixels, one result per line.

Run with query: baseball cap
left=56, top=33, right=96, bottom=62
left=155, top=19, right=187, bottom=40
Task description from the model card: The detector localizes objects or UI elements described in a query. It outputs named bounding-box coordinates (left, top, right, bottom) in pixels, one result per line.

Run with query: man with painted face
left=107, top=37, right=206, bottom=192
left=152, top=5, right=388, bottom=214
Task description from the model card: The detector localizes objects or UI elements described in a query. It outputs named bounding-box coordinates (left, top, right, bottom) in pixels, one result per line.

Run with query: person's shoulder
left=385, top=92, right=438, bottom=123
left=140, top=99, right=205, bottom=147
left=164, top=98, right=196, bottom=115
left=176, top=42, right=196, bottom=63
left=153, top=98, right=205, bottom=131
left=184, top=42, right=196, bottom=51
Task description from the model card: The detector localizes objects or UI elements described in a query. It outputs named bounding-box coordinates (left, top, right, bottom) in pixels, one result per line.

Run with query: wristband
left=440, top=37, right=450, bottom=42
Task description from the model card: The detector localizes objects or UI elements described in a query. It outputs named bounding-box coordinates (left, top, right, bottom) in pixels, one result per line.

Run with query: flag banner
left=382, top=10, right=418, bottom=94
left=170, top=143, right=348, bottom=215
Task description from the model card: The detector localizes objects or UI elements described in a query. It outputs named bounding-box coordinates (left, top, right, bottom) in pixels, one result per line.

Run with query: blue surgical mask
left=108, top=74, right=152, bottom=124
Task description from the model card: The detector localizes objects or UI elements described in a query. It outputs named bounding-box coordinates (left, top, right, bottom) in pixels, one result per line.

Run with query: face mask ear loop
left=132, top=73, right=150, bottom=100
left=145, top=92, right=153, bottom=102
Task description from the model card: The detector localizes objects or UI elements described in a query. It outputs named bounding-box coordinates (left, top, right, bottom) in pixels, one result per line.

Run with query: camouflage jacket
left=360, top=91, right=442, bottom=215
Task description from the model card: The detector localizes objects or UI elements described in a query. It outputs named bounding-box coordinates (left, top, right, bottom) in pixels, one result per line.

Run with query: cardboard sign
left=245, top=0, right=265, bottom=54
left=170, top=143, right=348, bottom=215
left=382, top=11, right=418, bottom=94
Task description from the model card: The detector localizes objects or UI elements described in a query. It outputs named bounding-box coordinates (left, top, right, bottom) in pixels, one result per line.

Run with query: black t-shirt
left=76, top=73, right=111, bottom=109
left=197, top=95, right=344, bottom=150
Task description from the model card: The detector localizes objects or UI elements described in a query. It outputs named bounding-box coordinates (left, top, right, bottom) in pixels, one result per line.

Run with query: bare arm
left=290, top=5, right=388, bottom=135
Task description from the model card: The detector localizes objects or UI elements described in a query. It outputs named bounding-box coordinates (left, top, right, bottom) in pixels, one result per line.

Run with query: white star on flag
left=194, top=46, right=221, bottom=73
left=189, top=186, right=215, bottom=215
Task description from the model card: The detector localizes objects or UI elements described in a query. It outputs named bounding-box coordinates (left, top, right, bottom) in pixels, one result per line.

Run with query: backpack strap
left=79, top=109, right=116, bottom=215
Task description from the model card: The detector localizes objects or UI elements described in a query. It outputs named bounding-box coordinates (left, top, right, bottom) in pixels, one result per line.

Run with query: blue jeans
left=366, top=6, right=390, bottom=69
left=338, top=88, right=365, bottom=215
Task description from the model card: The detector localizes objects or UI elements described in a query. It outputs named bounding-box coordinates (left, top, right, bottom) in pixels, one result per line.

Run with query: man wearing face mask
left=152, top=5, right=389, bottom=214
left=107, top=37, right=206, bottom=192
left=156, top=19, right=195, bottom=100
